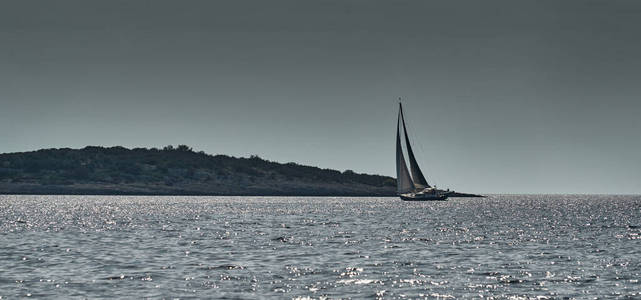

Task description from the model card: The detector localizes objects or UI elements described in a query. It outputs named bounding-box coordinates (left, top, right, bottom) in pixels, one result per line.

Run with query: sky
left=1, top=0, right=640, bottom=194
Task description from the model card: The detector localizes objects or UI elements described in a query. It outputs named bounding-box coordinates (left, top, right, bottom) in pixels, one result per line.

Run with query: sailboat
left=396, top=102, right=449, bottom=201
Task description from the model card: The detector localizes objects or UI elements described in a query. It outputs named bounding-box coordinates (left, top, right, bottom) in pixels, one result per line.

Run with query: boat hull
left=399, top=194, right=448, bottom=201
left=446, top=192, right=485, bottom=198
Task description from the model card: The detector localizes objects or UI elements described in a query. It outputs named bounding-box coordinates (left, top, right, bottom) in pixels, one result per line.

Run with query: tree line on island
left=0, top=145, right=396, bottom=196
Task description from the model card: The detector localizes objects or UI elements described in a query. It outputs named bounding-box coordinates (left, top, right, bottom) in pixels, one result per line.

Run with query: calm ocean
left=1, top=195, right=640, bottom=299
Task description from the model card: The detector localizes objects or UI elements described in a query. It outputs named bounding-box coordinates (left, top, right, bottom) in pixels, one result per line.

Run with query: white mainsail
left=396, top=108, right=415, bottom=194
left=399, top=103, right=431, bottom=189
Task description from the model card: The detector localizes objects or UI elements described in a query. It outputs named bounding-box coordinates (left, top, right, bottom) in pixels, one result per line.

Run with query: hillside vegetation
left=0, top=145, right=396, bottom=196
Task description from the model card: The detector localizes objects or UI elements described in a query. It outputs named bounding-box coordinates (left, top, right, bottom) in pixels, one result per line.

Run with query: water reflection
left=0, top=195, right=640, bottom=298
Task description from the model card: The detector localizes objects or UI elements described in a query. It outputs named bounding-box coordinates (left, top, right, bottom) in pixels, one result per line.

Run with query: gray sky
left=1, top=0, right=640, bottom=194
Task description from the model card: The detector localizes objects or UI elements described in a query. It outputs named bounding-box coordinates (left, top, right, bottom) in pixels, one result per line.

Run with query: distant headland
left=0, top=146, right=396, bottom=196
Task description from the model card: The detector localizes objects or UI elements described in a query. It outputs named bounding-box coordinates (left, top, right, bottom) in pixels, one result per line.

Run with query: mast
left=396, top=105, right=415, bottom=194
left=399, top=102, right=431, bottom=189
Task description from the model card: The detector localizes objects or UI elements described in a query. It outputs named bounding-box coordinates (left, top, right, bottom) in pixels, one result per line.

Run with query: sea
left=1, top=195, right=640, bottom=299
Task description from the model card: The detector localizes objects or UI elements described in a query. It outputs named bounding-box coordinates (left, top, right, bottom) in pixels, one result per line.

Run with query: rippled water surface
left=1, top=195, right=640, bottom=299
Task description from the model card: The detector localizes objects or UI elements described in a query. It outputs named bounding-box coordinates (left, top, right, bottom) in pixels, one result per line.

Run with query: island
left=0, top=145, right=397, bottom=196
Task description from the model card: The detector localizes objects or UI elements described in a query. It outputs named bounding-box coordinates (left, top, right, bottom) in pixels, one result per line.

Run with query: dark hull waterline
left=446, top=192, right=486, bottom=198
left=400, top=194, right=448, bottom=201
